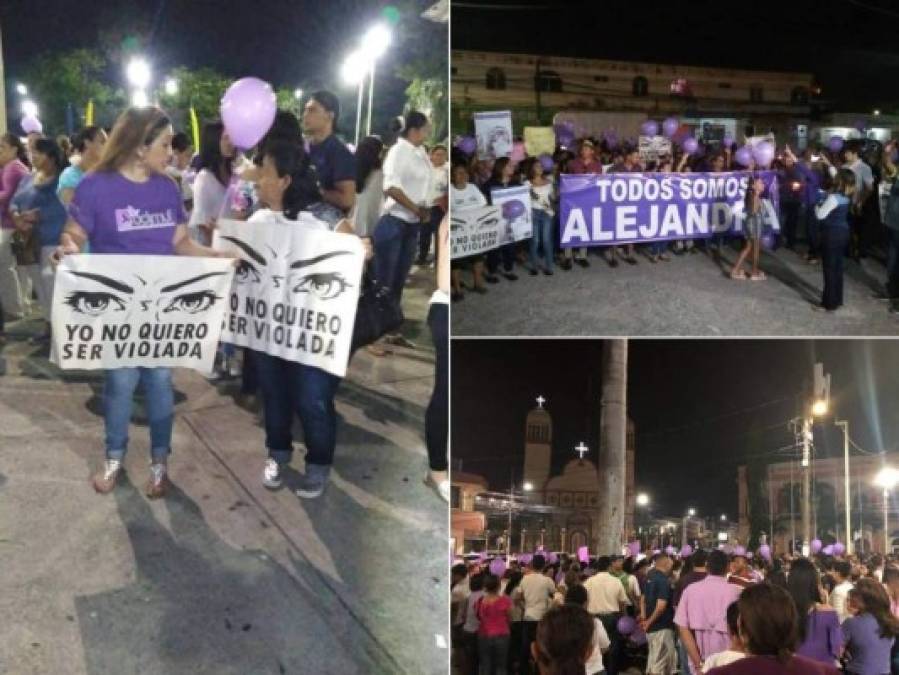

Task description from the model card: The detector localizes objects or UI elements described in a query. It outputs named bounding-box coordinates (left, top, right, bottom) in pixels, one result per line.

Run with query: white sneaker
left=262, top=458, right=282, bottom=489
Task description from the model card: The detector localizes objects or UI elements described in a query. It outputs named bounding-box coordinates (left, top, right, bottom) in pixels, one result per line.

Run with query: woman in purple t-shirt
left=785, top=558, right=843, bottom=666
left=56, top=107, right=229, bottom=498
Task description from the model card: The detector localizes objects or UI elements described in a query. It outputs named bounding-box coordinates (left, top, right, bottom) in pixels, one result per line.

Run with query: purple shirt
left=0, top=159, right=30, bottom=229
left=674, top=575, right=741, bottom=662
left=568, top=158, right=603, bottom=174
left=70, top=172, right=185, bottom=254
left=796, top=608, right=842, bottom=665
left=842, top=612, right=894, bottom=675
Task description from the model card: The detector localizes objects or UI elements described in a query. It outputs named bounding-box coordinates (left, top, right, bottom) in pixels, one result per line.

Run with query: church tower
left=524, top=397, right=552, bottom=496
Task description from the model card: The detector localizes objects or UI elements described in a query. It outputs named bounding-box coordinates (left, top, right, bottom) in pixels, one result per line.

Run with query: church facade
left=518, top=399, right=636, bottom=554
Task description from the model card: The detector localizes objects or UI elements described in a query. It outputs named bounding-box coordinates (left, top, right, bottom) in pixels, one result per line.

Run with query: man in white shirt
left=584, top=556, right=629, bottom=675
left=829, top=560, right=854, bottom=622
left=515, top=554, right=556, bottom=675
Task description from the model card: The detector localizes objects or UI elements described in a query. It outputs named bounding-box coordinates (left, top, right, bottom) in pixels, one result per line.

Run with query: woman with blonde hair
left=56, top=106, right=229, bottom=498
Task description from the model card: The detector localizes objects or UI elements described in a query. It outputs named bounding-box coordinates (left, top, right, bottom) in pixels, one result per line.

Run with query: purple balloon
left=822, top=544, right=834, bottom=556
left=21, top=115, right=42, bottom=134
left=680, top=544, right=693, bottom=558
left=854, top=118, right=867, bottom=132
left=603, top=130, right=619, bottom=149
left=759, top=544, right=772, bottom=560
left=753, top=141, right=775, bottom=167
left=640, top=120, right=659, bottom=137
left=458, top=136, right=477, bottom=155
left=662, top=117, right=679, bottom=138
left=557, top=131, right=575, bottom=148
left=828, top=136, right=844, bottom=153
left=630, top=627, right=647, bottom=646
left=577, top=546, right=590, bottom=563
left=682, top=137, right=698, bottom=154
left=734, top=146, right=753, bottom=167
left=548, top=552, right=559, bottom=564
left=664, top=545, right=676, bottom=556
left=502, top=199, right=526, bottom=220
left=723, top=135, right=736, bottom=148
left=489, top=558, right=506, bottom=577
left=617, top=615, right=636, bottom=636
left=833, top=542, right=846, bottom=556
left=538, top=153, right=554, bottom=172
left=810, top=539, right=823, bottom=554
left=733, top=545, right=747, bottom=556
left=220, top=77, right=277, bottom=149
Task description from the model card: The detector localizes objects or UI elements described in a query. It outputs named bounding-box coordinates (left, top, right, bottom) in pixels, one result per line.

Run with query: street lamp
left=294, top=88, right=303, bottom=100
left=636, top=493, right=650, bottom=507
left=164, top=77, right=179, bottom=96
left=16, top=83, right=28, bottom=96
left=342, top=50, right=367, bottom=145
left=126, top=57, right=152, bottom=90
left=131, top=90, right=149, bottom=108
left=720, top=514, right=727, bottom=522
left=683, top=509, right=696, bottom=547
left=360, top=23, right=391, bottom=136
left=811, top=399, right=828, bottom=418
left=875, top=467, right=899, bottom=555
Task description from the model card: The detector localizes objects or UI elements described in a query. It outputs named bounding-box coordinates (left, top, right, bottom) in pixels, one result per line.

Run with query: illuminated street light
left=164, top=78, right=179, bottom=96
left=342, top=50, right=368, bottom=145
left=15, top=83, right=28, bottom=96
left=21, top=100, right=38, bottom=118
left=126, top=57, right=152, bottom=89
left=720, top=514, right=727, bottom=521
left=687, top=508, right=696, bottom=517
left=360, top=23, right=392, bottom=136
left=131, top=90, right=149, bottom=108
left=523, top=481, right=533, bottom=492
left=636, top=493, right=650, bottom=507
left=811, top=399, right=828, bottom=417
left=294, top=88, right=303, bottom=100
left=874, top=109, right=881, bottom=116
left=875, top=466, right=899, bottom=555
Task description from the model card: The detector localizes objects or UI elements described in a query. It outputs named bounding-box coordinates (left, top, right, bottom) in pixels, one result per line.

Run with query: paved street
left=452, top=243, right=899, bottom=336
left=0, top=268, right=447, bottom=675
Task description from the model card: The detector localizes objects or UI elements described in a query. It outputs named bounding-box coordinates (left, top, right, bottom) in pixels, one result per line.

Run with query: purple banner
left=559, top=170, right=780, bottom=247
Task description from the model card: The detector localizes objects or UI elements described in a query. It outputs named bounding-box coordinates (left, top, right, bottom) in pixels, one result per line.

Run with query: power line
left=637, top=394, right=801, bottom=438
left=845, top=0, right=899, bottom=20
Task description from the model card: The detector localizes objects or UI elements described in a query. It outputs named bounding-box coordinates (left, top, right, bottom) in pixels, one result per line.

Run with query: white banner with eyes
left=213, top=217, right=365, bottom=378
left=51, top=254, right=236, bottom=372
left=450, top=205, right=503, bottom=259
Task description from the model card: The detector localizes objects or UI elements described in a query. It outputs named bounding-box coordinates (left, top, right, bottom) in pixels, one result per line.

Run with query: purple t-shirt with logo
left=69, top=172, right=186, bottom=254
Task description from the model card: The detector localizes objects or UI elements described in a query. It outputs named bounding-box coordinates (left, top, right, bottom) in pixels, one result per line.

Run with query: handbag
left=10, top=227, right=39, bottom=266
left=351, top=269, right=404, bottom=351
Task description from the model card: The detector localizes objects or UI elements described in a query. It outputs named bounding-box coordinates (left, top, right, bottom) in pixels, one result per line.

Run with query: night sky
left=1, top=0, right=442, bottom=128
left=451, top=0, right=899, bottom=112
left=451, top=340, right=899, bottom=519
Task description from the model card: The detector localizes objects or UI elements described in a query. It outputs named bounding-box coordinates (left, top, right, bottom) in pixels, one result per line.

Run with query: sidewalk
left=0, top=267, right=447, bottom=675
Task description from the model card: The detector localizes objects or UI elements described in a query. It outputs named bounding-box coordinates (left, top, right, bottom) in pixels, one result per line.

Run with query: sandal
left=750, top=271, right=767, bottom=281
left=730, top=270, right=746, bottom=280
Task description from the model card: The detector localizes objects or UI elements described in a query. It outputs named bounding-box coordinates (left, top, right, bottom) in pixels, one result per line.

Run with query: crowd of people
left=451, top=547, right=899, bottom=675
left=450, top=134, right=899, bottom=316
left=0, top=89, right=450, bottom=502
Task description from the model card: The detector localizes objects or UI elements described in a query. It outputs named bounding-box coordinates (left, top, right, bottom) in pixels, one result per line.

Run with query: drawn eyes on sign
left=292, top=272, right=350, bottom=300
left=450, top=218, right=465, bottom=231
left=162, top=290, right=220, bottom=314
left=234, top=259, right=262, bottom=285
left=64, top=291, right=127, bottom=316
left=479, top=216, right=498, bottom=229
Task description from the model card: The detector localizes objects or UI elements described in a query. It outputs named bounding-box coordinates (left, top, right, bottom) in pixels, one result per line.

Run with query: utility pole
left=801, top=417, right=812, bottom=554
left=597, top=340, right=628, bottom=555
left=0, top=18, right=7, bottom=134
left=836, top=420, right=851, bottom=554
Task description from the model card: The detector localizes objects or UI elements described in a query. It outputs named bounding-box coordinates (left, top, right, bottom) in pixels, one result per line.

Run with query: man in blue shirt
left=303, top=90, right=356, bottom=215
left=641, top=553, right=677, bottom=675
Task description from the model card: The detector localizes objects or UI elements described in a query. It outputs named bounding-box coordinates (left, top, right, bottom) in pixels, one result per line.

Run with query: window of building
left=632, top=76, right=649, bottom=97
left=451, top=486, right=460, bottom=509
left=535, top=69, right=563, bottom=93
left=451, top=67, right=457, bottom=76
left=486, top=67, right=506, bottom=90
left=750, top=86, right=764, bottom=103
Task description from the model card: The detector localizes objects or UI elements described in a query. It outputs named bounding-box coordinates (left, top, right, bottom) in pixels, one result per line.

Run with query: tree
left=156, top=66, right=232, bottom=133
left=23, top=49, right=117, bottom=134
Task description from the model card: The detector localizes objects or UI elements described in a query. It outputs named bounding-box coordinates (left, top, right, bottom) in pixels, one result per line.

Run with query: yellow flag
left=189, top=107, right=200, bottom=151
left=85, top=99, right=94, bottom=126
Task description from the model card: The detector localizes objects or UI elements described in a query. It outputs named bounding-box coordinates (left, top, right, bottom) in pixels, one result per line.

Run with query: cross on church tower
left=536, top=395, right=546, bottom=409
left=575, top=442, right=589, bottom=461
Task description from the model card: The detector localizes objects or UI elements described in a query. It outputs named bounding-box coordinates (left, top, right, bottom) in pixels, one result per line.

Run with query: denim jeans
left=253, top=351, right=342, bottom=468
left=887, top=227, right=899, bottom=299
left=528, top=209, right=554, bottom=271
left=821, top=226, right=849, bottom=310
left=104, top=367, right=174, bottom=463
left=426, top=303, right=448, bottom=471
left=478, top=634, right=509, bottom=675
left=648, top=240, right=667, bottom=256
left=418, top=205, right=443, bottom=261
left=373, top=213, right=421, bottom=303
left=486, top=243, right=516, bottom=274
left=805, top=205, right=820, bottom=257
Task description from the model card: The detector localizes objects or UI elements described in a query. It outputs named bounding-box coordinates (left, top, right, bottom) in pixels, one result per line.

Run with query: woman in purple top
left=785, top=558, right=843, bottom=665
left=0, top=133, right=32, bottom=321
left=842, top=578, right=898, bottom=675
left=56, top=106, right=229, bottom=498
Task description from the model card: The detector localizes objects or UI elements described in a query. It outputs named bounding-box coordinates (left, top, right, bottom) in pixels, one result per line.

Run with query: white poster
left=490, top=185, right=533, bottom=245
left=638, top=135, right=673, bottom=163
left=474, top=110, right=513, bottom=160
left=214, top=217, right=365, bottom=378
left=450, top=205, right=502, bottom=259
left=51, top=254, right=234, bottom=372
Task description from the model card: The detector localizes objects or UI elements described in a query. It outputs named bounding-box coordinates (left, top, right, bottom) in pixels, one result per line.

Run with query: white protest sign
left=450, top=205, right=502, bottom=259
left=51, top=254, right=234, bottom=372
left=474, top=111, right=513, bottom=160
left=638, top=136, right=672, bottom=163
left=214, top=217, right=364, bottom=378
left=490, top=185, right=533, bottom=244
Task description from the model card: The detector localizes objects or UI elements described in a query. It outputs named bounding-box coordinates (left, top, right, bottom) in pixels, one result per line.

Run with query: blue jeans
left=529, top=209, right=554, bottom=271
left=887, top=227, right=899, bottom=299
left=821, top=226, right=849, bottom=310
left=104, top=367, right=173, bottom=463
left=373, top=213, right=421, bottom=303
left=649, top=240, right=667, bottom=256
left=253, top=351, right=342, bottom=468
left=418, top=205, right=443, bottom=262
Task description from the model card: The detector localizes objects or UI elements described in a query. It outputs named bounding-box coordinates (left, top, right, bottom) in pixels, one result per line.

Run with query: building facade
left=450, top=471, right=489, bottom=554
